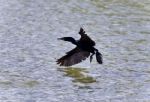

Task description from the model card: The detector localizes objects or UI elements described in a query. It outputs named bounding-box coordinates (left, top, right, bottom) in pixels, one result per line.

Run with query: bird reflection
left=57, top=28, right=102, bottom=66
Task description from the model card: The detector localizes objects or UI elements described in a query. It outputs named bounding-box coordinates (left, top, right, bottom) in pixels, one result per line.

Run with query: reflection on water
left=58, top=67, right=96, bottom=84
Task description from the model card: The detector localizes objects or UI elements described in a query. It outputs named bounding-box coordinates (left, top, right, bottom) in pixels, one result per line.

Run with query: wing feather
left=78, top=28, right=95, bottom=46
left=57, top=47, right=90, bottom=66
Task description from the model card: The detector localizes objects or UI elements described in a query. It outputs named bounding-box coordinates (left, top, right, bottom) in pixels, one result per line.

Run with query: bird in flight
left=57, top=28, right=102, bottom=66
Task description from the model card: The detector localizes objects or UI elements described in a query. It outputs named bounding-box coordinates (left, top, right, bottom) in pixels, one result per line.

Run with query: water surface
left=0, top=0, right=150, bottom=102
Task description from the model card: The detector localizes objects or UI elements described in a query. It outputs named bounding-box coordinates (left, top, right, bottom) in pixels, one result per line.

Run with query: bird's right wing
left=78, top=28, right=95, bottom=46
left=57, top=47, right=90, bottom=66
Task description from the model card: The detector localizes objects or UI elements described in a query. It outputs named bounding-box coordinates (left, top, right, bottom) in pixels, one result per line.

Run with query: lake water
left=0, top=0, right=150, bottom=102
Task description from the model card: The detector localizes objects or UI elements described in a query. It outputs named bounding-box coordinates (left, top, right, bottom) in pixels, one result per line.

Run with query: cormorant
left=57, top=28, right=102, bottom=66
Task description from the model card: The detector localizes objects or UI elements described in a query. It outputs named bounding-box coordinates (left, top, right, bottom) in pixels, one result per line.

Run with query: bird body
left=57, top=28, right=102, bottom=66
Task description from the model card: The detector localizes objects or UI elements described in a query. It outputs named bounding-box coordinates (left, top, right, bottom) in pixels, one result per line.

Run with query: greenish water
left=58, top=67, right=96, bottom=84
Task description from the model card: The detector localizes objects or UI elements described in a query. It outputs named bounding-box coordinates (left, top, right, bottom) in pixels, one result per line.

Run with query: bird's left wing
left=57, top=47, right=90, bottom=66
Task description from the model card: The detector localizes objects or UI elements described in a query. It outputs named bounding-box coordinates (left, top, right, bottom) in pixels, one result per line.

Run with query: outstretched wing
left=57, top=47, right=90, bottom=66
left=78, top=28, right=95, bottom=46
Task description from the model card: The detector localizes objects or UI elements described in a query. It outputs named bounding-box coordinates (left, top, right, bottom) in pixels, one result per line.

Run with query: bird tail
left=95, top=50, right=103, bottom=64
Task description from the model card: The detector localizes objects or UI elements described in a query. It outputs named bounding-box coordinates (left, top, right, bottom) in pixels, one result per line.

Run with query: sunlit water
left=0, top=0, right=150, bottom=102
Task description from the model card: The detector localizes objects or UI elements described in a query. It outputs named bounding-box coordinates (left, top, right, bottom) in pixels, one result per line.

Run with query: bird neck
left=70, top=39, right=77, bottom=45
left=66, top=37, right=77, bottom=45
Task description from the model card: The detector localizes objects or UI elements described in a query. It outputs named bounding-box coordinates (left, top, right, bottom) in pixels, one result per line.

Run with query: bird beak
left=57, top=38, right=63, bottom=40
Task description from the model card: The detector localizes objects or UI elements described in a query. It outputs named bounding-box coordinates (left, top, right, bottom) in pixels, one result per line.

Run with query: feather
left=57, top=47, right=90, bottom=66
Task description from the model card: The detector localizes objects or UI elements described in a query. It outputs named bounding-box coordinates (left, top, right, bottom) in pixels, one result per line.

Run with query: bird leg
left=90, top=53, right=95, bottom=63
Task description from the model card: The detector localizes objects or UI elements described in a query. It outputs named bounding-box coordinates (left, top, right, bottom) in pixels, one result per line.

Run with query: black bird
left=57, top=28, right=102, bottom=66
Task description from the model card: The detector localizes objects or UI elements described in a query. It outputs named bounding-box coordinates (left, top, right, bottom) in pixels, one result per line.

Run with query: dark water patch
left=90, top=0, right=108, bottom=10
left=140, top=31, right=150, bottom=35
left=0, top=81, right=13, bottom=86
left=23, top=80, right=39, bottom=88
left=113, top=30, right=127, bottom=35
left=0, top=70, right=40, bottom=88
left=134, top=39, right=147, bottom=44
left=72, top=7, right=89, bottom=14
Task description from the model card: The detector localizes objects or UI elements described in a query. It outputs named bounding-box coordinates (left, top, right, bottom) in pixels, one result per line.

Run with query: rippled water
left=0, top=0, right=150, bottom=102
